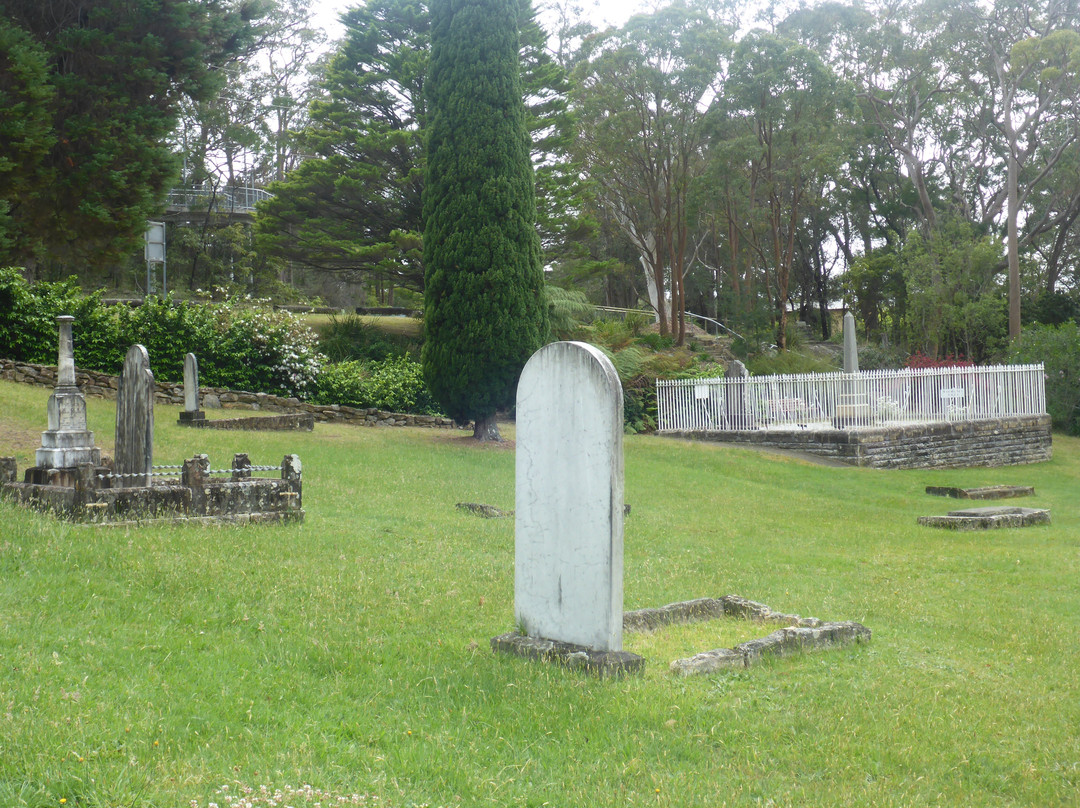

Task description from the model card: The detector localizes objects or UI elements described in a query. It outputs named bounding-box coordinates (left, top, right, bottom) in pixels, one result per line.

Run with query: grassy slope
left=1, top=379, right=1078, bottom=807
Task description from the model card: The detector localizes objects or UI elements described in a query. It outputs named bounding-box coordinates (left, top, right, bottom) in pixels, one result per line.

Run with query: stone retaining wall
left=668, top=415, right=1053, bottom=469
left=0, top=359, right=456, bottom=430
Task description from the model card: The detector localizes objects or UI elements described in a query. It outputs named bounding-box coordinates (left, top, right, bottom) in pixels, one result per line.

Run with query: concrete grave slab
left=925, top=485, right=1035, bottom=500
left=918, top=505, right=1050, bottom=530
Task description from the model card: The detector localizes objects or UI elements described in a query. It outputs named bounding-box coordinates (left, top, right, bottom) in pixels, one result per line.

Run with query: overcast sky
left=308, top=0, right=654, bottom=43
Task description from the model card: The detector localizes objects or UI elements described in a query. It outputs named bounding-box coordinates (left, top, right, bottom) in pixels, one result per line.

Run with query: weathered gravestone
left=29, top=315, right=101, bottom=483
left=492, top=341, right=643, bottom=675
left=178, top=352, right=205, bottom=423
left=724, top=359, right=752, bottom=429
left=114, top=344, right=154, bottom=487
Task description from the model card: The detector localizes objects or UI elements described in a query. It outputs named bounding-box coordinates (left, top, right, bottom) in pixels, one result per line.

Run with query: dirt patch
left=0, top=423, right=42, bottom=462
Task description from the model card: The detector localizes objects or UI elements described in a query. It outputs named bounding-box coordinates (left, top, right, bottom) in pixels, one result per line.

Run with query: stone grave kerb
left=494, top=341, right=643, bottom=674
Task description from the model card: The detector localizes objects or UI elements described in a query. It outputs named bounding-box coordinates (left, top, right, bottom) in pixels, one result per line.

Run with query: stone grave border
left=492, top=595, right=871, bottom=677
left=919, top=482, right=1048, bottom=529
left=1, top=453, right=304, bottom=525
left=917, top=506, right=1050, bottom=530
left=624, top=595, right=871, bottom=676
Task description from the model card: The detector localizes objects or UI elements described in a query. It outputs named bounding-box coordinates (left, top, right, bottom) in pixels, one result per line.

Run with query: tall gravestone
left=178, top=352, right=205, bottom=423
left=843, top=311, right=859, bottom=374
left=492, top=341, right=643, bottom=674
left=114, top=344, right=154, bottom=487
left=724, top=359, right=752, bottom=429
left=31, top=316, right=101, bottom=482
left=835, top=311, right=871, bottom=427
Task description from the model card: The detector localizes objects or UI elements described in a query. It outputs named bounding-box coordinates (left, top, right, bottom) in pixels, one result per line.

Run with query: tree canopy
left=0, top=0, right=266, bottom=276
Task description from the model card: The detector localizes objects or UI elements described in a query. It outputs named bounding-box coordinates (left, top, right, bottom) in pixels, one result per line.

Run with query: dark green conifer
left=422, top=0, right=548, bottom=441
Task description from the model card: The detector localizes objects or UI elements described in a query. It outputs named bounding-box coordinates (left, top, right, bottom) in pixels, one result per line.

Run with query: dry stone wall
left=0, top=359, right=456, bottom=430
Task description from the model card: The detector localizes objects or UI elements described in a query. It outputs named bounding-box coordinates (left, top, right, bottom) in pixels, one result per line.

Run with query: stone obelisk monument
left=28, top=316, right=100, bottom=484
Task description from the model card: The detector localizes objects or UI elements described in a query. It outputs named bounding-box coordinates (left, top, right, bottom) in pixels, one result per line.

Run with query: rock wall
left=669, top=415, right=1053, bottom=469
left=0, top=359, right=456, bottom=430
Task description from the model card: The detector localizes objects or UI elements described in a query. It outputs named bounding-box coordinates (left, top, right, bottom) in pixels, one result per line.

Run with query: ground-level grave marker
left=925, top=485, right=1035, bottom=500
left=492, top=341, right=644, bottom=676
left=918, top=505, right=1050, bottom=530
left=622, top=595, right=871, bottom=676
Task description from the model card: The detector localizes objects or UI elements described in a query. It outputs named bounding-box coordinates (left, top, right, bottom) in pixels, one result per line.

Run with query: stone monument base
left=491, top=632, right=644, bottom=677
left=178, top=410, right=206, bottom=423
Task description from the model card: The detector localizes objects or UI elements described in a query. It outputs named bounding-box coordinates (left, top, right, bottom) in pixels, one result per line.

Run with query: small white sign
left=145, top=221, right=165, bottom=263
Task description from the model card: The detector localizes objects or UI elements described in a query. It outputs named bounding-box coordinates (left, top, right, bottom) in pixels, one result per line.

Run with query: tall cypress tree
left=422, top=0, right=548, bottom=441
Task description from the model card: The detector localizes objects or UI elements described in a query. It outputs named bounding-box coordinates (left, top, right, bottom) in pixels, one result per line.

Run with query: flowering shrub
left=905, top=351, right=974, bottom=369
left=208, top=303, right=323, bottom=399
left=0, top=270, right=322, bottom=399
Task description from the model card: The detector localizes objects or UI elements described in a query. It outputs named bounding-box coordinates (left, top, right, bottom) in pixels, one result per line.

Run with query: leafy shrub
left=313, top=355, right=440, bottom=415
left=366, top=355, right=438, bottom=413
left=313, top=360, right=370, bottom=407
left=636, top=331, right=675, bottom=351
left=318, top=312, right=415, bottom=362
left=857, top=342, right=909, bottom=370
left=1009, top=323, right=1080, bottom=434
left=746, top=349, right=838, bottom=376
left=211, top=304, right=323, bottom=399
left=0, top=270, right=322, bottom=398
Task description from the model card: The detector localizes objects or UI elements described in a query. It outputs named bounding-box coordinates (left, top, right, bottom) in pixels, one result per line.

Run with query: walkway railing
left=656, top=364, right=1046, bottom=432
left=165, top=186, right=273, bottom=215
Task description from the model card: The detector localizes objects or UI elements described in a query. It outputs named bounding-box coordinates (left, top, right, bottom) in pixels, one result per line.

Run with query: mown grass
left=1, top=379, right=1079, bottom=807
left=300, top=313, right=422, bottom=340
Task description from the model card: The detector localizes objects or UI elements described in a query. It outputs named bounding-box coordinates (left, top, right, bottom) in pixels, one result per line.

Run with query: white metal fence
left=656, top=364, right=1046, bottom=432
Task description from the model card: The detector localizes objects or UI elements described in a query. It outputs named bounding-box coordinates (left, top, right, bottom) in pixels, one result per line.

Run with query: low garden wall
left=0, top=359, right=456, bottom=430
left=667, top=415, right=1053, bottom=469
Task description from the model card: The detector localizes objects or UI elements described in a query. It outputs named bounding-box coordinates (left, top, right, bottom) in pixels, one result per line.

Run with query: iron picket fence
left=656, top=364, right=1046, bottom=433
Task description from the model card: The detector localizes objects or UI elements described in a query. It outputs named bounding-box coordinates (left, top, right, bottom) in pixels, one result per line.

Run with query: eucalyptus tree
left=570, top=2, right=731, bottom=343
left=712, top=30, right=851, bottom=349
left=973, top=0, right=1080, bottom=338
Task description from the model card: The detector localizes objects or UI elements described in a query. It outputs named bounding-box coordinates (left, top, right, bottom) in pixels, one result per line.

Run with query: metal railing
left=165, top=186, right=274, bottom=215
left=656, top=364, right=1047, bottom=432
left=594, top=306, right=743, bottom=341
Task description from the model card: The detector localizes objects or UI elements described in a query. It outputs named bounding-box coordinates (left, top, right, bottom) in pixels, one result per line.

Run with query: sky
left=308, top=0, right=654, bottom=43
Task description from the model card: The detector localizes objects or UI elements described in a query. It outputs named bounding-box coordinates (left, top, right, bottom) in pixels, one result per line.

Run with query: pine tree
left=422, top=0, right=548, bottom=440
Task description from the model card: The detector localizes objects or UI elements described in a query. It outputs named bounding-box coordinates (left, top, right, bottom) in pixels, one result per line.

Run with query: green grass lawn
left=1, top=379, right=1078, bottom=807
left=299, top=313, right=422, bottom=339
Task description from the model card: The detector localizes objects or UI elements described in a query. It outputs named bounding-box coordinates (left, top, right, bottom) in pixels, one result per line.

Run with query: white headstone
left=114, top=344, right=154, bottom=487
left=514, top=341, right=625, bottom=651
